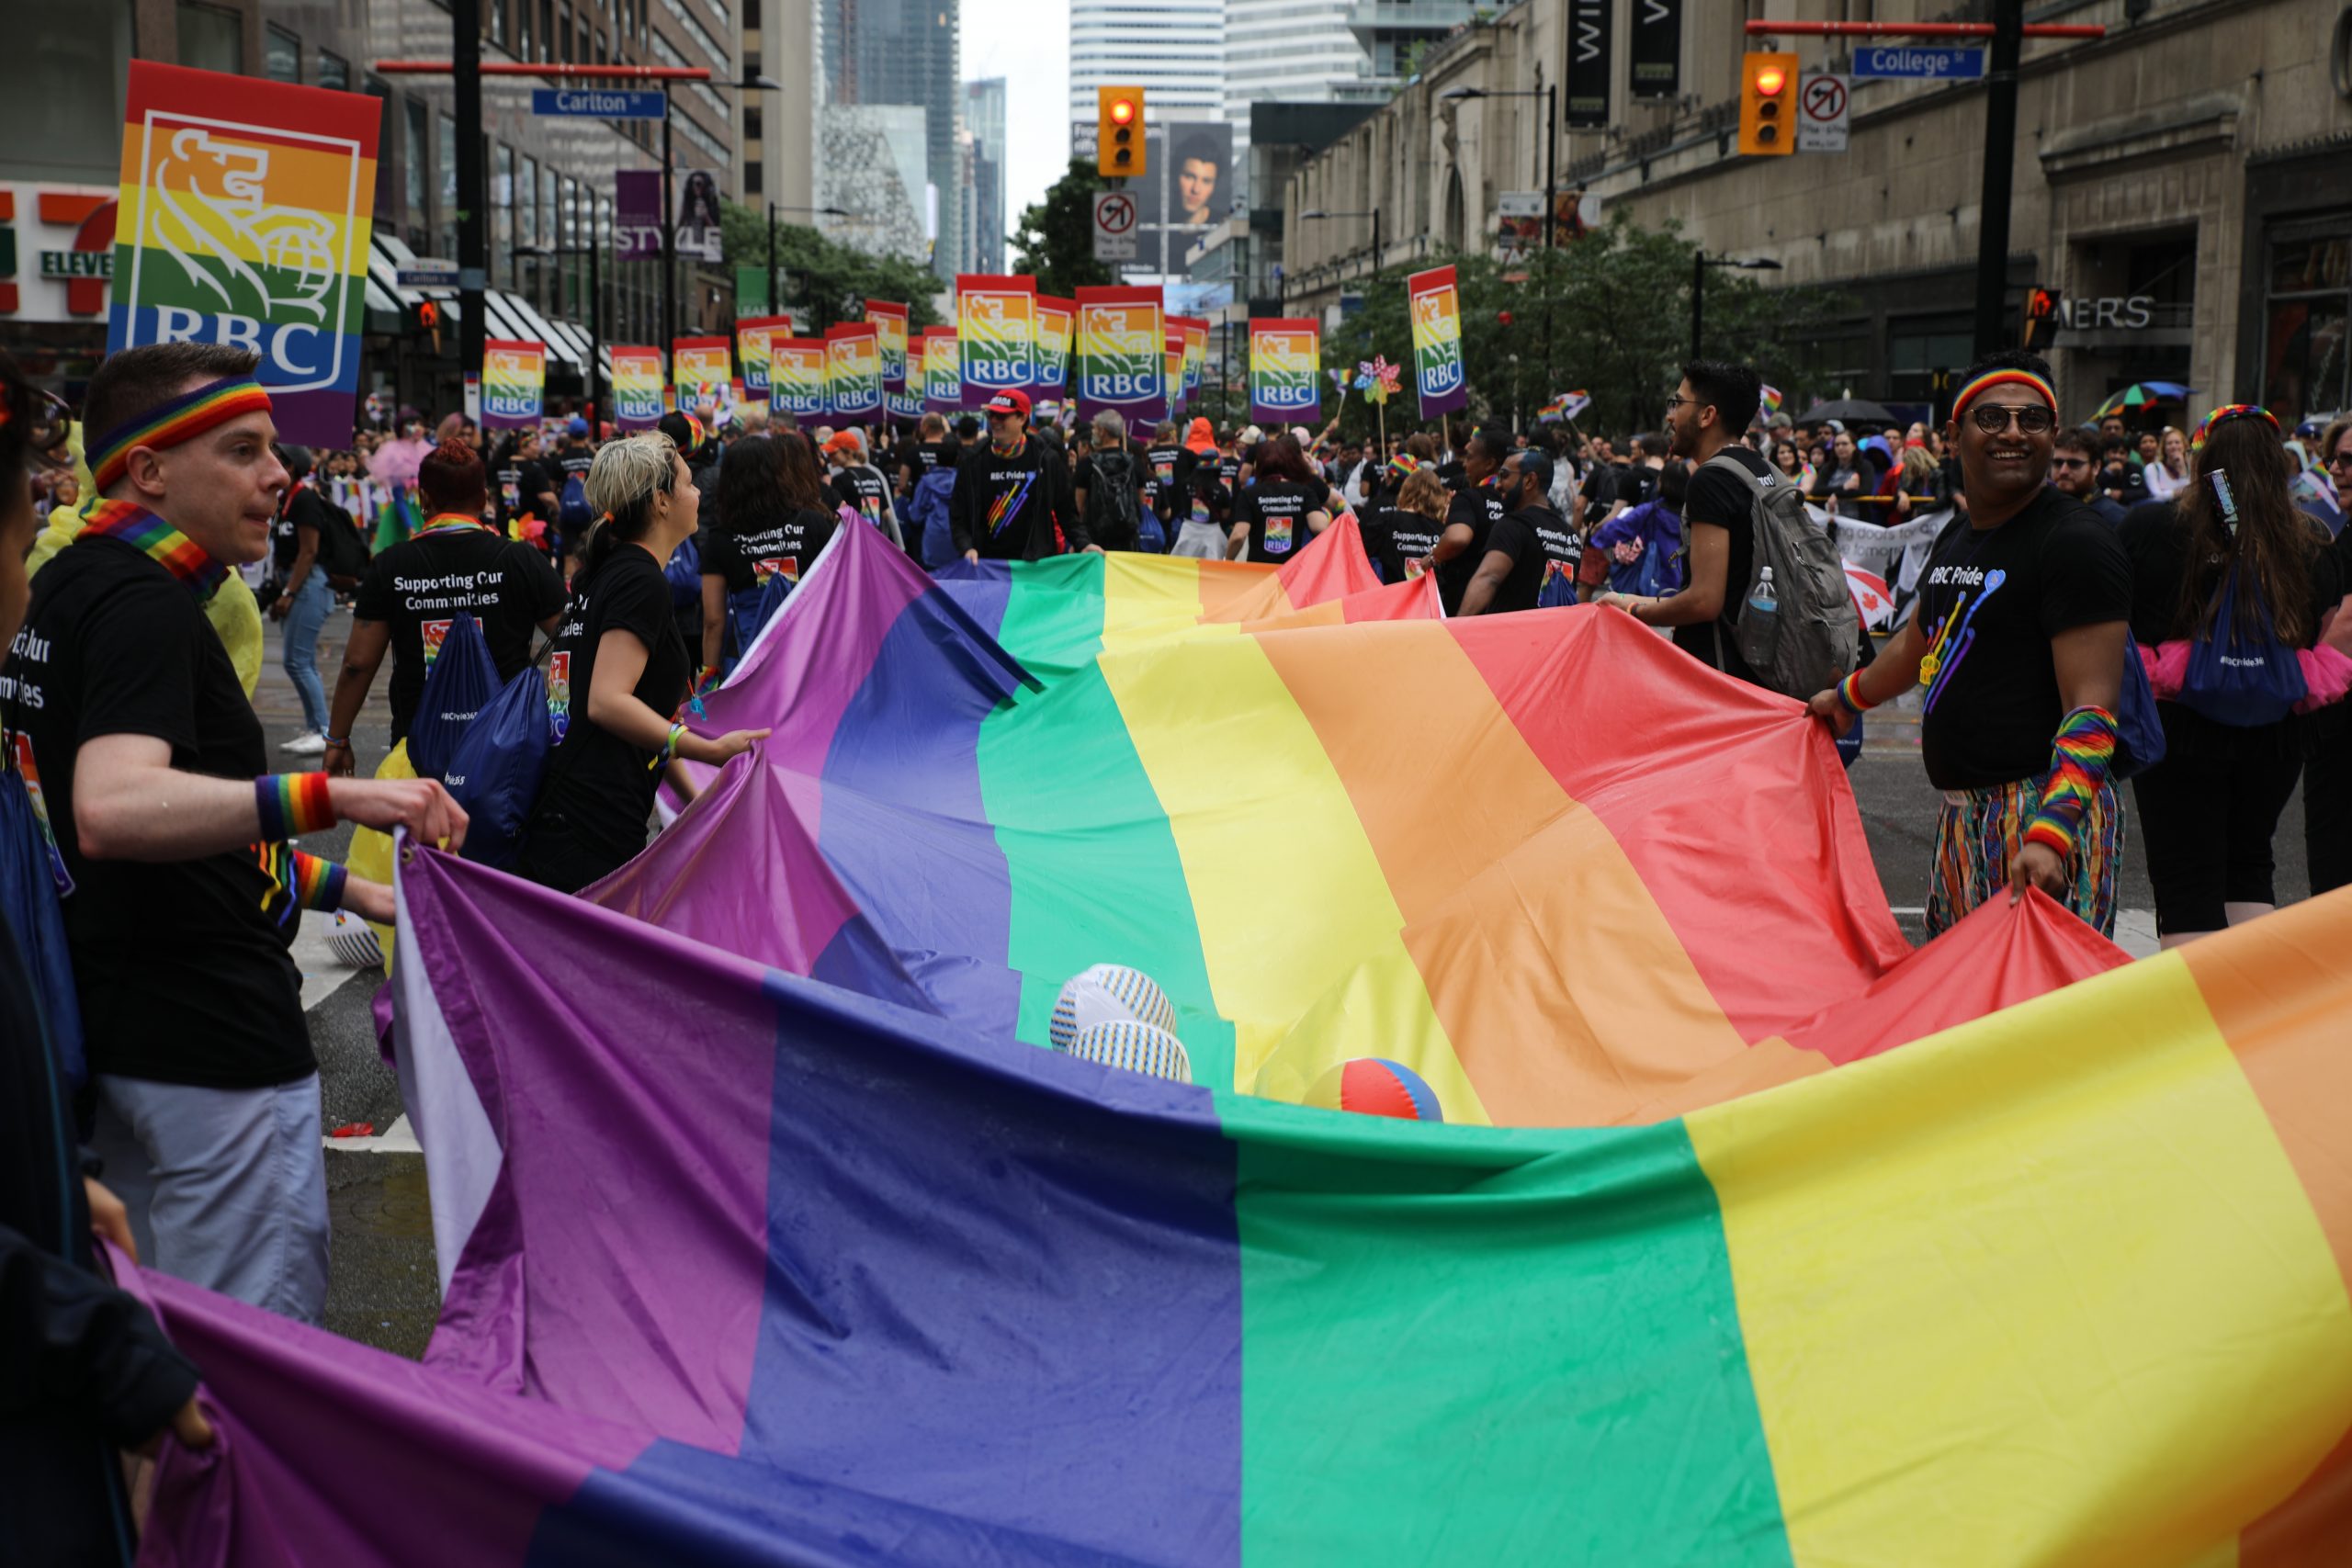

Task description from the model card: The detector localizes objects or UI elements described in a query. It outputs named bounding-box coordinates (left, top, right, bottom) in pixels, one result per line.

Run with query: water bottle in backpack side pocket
left=1742, top=564, right=1780, bottom=662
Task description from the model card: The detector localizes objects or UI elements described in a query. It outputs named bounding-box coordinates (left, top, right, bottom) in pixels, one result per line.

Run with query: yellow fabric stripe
left=1096, top=626, right=1484, bottom=1123
left=1100, top=553, right=1216, bottom=654
left=1686, top=953, right=2352, bottom=1567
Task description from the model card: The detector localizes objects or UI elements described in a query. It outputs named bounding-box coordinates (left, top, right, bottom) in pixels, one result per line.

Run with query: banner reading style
left=481, top=339, right=545, bottom=429
left=1174, top=316, right=1209, bottom=403
left=1035, top=296, right=1074, bottom=397
left=110, top=61, right=382, bottom=448
left=1406, top=265, right=1471, bottom=418
left=736, top=314, right=793, bottom=397
left=826, top=321, right=884, bottom=420
left=865, top=299, right=910, bottom=391
left=1249, top=318, right=1321, bottom=426
left=1565, top=0, right=1612, bottom=129
left=920, top=328, right=962, bottom=416
left=1165, top=333, right=1187, bottom=418
left=1072, top=286, right=1164, bottom=433
left=1630, top=0, right=1681, bottom=100
left=673, top=336, right=731, bottom=402
left=773, top=338, right=829, bottom=421
left=957, top=273, right=1036, bottom=396
left=610, top=344, right=665, bottom=430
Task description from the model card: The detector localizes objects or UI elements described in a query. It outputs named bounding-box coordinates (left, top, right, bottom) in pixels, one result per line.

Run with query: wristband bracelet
left=649, top=721, right=687, bottom=772
left=290, top=851, right=349, bottom=913
left=1836, top=671, right=1876, bottom=716
left=257, top=773, right=335, bottom=840
left=321, top=731, right=350, bottom=749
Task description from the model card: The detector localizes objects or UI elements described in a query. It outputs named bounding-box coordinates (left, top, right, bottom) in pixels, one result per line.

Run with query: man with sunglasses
left=1808, top=350, right=2132, bottom=937
left=2049, top=427, right=2127, bottom=526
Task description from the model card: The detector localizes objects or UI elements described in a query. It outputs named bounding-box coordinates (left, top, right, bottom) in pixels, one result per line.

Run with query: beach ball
left=1067, top=1021, right=1193, bottom=1085
left=1050, top=964, right=1178, bottom=1052
left=1304, top=1058, right=1444, bottom=1122
left=325, top=909, right=385, bottom=970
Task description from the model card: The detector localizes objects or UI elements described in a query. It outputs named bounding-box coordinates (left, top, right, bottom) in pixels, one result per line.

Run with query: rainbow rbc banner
left=1072, top=285, right=1164, bottom=432
left=673, top=336, right=731, bottom=405
left=480, top=340, right=545, bottom=429
left=736, top=315, right=793, bottom=397
left=773, top=338, right=828, bottom=422
left=1166, top=333, right=1187, bottom=417
left=1249, top=318, right=1321, bottom=426
left=609, top=344, right=665, bottom=430
left=921, top=328, right=962, bottom=416
left=1406, top=265, right=1470, bottom=418
left=1175, top=316, right=1209, bottom=402
left=957, top=273, right=1036, bottom=397
left=1035, top=296, right=1074, bottom=398
left=826, top=321, right=884, bottom=420
left=865, top=299, right=910, bottom=391
left=109, top=61, right=383, bottom=448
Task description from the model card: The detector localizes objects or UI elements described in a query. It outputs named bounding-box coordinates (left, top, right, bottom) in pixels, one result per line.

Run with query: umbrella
left=1798, top=397, right=1899, bottom=428
left=2094, top=381, right=2195, bottom=418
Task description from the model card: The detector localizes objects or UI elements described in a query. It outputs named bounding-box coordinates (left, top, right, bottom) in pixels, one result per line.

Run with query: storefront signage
left=40, top=250, right=110, bottom=278
left=2058, top=295, right=2157, bottom=330
left=531, top=88, right=666, bottom=120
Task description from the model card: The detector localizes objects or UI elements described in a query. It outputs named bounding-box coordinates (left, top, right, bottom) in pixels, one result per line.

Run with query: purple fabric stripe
left=401, top=848, right=780, bottom=1453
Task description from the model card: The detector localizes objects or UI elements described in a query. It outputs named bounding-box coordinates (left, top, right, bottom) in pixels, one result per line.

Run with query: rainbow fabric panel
left=480, top=340, right=544, bottom=429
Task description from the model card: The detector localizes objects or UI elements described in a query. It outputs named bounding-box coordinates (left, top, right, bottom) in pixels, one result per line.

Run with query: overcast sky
left=963, top=0, right=1072, bottom=228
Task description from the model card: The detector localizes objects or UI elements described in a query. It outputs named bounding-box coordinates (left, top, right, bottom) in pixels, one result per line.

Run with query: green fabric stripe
left=113, top=248, right=365, bottom=335
left=1229, top=1099, right=1792, bottom=1566
left=976, top=560, right=1237, bottom=1089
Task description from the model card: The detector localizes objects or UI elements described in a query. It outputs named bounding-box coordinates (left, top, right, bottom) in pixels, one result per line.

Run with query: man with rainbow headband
left=1809, top=349, right=2132, bottom=936
left=1, top=344, right=467, bottom=1325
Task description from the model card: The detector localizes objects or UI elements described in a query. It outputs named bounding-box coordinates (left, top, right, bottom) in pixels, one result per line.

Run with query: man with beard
left=1457, top=450, right=1580, bottom=615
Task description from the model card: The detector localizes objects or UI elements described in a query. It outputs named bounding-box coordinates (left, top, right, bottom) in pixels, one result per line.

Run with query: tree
left=719, top=201, right=944, bottom=333
left=1010, top=160, right=1114, bottom=299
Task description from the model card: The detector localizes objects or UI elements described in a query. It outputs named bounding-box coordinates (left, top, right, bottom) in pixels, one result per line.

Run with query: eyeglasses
left=2048, top=455, right=2091, bottom=469
left=1969, top=402, right=2057, bottom=435
left=2330, top=449, right=2352, bottom=469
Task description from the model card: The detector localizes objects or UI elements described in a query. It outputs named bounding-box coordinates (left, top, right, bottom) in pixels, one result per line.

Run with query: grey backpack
left=1704, top=452, right=1860, bottom=699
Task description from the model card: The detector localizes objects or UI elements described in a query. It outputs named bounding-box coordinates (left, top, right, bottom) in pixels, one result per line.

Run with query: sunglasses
left=2048, top=455, right=2091, bottom=469
left=1969, top=402, right=2057, bottom=435
left=2330, top=449, right=2352, bottom=468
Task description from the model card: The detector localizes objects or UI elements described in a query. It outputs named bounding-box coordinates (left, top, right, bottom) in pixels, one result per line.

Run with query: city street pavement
left=251, top=604, right=2312, bottom=1362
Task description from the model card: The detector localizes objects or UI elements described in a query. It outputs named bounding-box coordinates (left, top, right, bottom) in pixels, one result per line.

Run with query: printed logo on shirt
left=547, top=651, right=572, bottom=744
left=9, top=731, right=72, bottom=897
left=1403, top=557, right=1426, bottom=580
left=1919, top=568, right=2008, bottom=713
left=421, top=618, right=453, bottom=667
left=1263, top=515, right=1294, bottom=554
left=987, top=473, right=1038, bottom=538
left=1544, top=558, right=1575, bottom=586
left=753, top=556, right=800, bottom=586
left=1191, top=496, right=1210, bottom=525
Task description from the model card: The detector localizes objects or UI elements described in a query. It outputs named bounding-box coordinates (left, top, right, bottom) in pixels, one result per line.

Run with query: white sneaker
left=280, top=730, right=328, bottom=755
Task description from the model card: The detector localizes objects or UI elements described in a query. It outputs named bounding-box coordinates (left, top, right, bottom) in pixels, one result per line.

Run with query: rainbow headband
left=89, top=376, right=274, bottom=492
left=1950, top=368, right=2056, bottom=423
left=2191, top=402, right=2278, bottom=453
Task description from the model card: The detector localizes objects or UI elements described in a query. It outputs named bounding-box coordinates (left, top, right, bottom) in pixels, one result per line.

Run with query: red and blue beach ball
left=1304, top=1058, right=1444, bottom=1122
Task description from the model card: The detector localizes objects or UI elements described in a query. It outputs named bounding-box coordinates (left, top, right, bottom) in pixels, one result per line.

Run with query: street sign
left=1851, top=44, right=1986, bottom=80
left=1798, top=72, right=1850, bottom=152
left=396, top=259, right=459, bottom=288
left=1092, top=190, right=1138, bottom=263
left=530, top=86, right=667, bottom=119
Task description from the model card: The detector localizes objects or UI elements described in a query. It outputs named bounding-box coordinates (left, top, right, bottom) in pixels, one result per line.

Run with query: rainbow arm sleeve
left=290, top=852, right=349, bottom=913
left=2024, top=705, right=2118, bottom=863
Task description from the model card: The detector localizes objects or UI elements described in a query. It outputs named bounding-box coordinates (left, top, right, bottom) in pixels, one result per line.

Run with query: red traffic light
left=1111, top=99, right=1135, bottom=126
left=417, top=300, right=441, bottom=328
left=1755, top=65, right=1787, bottom=96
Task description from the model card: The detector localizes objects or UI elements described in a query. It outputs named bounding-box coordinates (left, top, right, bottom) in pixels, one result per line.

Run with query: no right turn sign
left=1093, top=191, right=1138, bottom=262
left=1799, top=73, right=1850, bottom=153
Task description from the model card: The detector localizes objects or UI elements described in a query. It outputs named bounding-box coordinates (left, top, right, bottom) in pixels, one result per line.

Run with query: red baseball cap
left=982, top=389, right=1031, bottom=420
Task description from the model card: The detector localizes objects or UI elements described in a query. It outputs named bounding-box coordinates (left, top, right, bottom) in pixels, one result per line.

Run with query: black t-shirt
left=354, top=523, right=565, bottom=745
left=1144, top=444, right=1189, bottom=517
left=1436, top=480, right=1510, bottom=614
left=1075, top=446, right=1149, bottom=549
left=531, top=546, right=692, bottom=869
left=1615, top=463, right=1659, bottom=510
left=1479, top=502, right=1580, bottom=613
left=701, top=505, right=836, bottom=595
left=950, top=437, right=1070, bottom=560
left=1915, top=488, right=2134, bottom=791
left=2118, top=499, right=2345, bottom=649
left=496, top=456, right=554, bottom=531
left=903, top=440, right=958, bottom=488
left=1363, top=507, right=1444, bottom=586
left=1233, top=479, right=1325, bottom=562
left=1, top=538, right=309, bottom=1087
left=1674, top=446, right=1773, bottom=682
left=831, top=466, right=892, bottom=530
left=556, top=446, right=595, bottom=492
left=271, top=485, right=330, bottom=573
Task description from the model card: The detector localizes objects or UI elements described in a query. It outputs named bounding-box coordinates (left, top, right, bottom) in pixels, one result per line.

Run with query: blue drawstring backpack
left=0, top=772, right=85, bottom=1093
left=407, top=613, right=498, bottom=783
left=445, top=665, right=552, bottom=871
left=663, top=535, right=703, bottom=610
left=912, top=470, right=959, bottom=570
left=1136, top=501, right=1167, bottom=556
left=2111, top=631, right=2166, bottom=780
left=726, top=574, right=794, bottom=670
left=2180, top=567, right=2306, bottom=729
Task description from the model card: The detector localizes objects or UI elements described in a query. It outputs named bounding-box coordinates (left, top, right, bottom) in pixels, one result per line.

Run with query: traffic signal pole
left=454, top=0, right=485, bottom=413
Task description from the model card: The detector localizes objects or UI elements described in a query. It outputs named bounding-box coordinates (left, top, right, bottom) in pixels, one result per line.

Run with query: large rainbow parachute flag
left=126, top=523, right=2352, bottom=1563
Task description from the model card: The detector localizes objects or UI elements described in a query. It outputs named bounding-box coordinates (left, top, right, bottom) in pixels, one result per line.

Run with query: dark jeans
left=2133, top=705, right=2303, bottom=934
left=2308, top=716, right=2352, bottom=897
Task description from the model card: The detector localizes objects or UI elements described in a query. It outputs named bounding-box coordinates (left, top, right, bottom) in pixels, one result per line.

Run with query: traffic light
left=1097, top=85, right=1146, bottom=179
left=1738, top=52, right=1798, bottom=157
left=2023, top=286, right=2062, bottom=349
left=409, top=298, right=443, bottom=354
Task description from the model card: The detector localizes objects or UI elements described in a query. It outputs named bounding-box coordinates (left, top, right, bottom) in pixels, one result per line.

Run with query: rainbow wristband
left=649, top=721, right=686, bottom=772
left=1836, top=671, right=1876, bottom=716
left=256, top=773, right=336, bottom=840
left=290, top=851, right=349, bottom=913
left=2023, top=705, right=2118, bottom=863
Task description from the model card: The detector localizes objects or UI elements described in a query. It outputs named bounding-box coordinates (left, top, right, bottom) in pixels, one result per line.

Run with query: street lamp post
left=1691, top=252, right=1785, bottom=363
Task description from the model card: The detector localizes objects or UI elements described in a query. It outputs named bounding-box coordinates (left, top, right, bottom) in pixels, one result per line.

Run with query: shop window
left=0, top=0, right=134, bottom=184
left=265, top=24, right=300, bottom=82
left=438, top=112, right=458, bottom=265
left=318, top=50, right=350, bottom=92
left=405, top=98, right=430, bottom=220
left=176, top=2, right=243, bottom=74
left=493, top=144, right=515, bottom=288
left=2265, top=231, right=2352, bottom=425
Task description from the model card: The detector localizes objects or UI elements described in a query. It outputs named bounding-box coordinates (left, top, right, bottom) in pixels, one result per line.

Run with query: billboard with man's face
left=1132, top=120, right=1232, bottom=278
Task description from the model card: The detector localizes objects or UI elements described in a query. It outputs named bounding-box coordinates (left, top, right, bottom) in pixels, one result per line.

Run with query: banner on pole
left=1174, top=316, right=1209, bottom=402
left=865, top=299, right=910, bottom=391
left=109, top=61, right=382, bottom=448
left=825, top=321, right=884, bottom=420
left=1406, top=265, right=1470, bottom=418
left=609, top=344, right=665, bottom=430
left=1249, top=319, right=1321, bottom=426
left=920, top=328, right=963, bottom=416
left=1630, top=0, right=1681, bottom=100
left=736, top=315, right=793, bottom=397
left=773, top=338, right=828, bottom=421
left=616, top=170, right=662, bottom=260
left=672, top=336, right=731, bottom=403
left=481, top=340, right=546, bottom=428
left=1035, top=296, right=1074, bottom=396
left=887, top=390, right=922, bottom=421
left=1165, top=333, right=1186, bottom=418
left=1072, top=287, right=1164, bottom=432
left=956, top=273, right=1036, bottom=396
left=1565, top=0, right=1613, bottom=128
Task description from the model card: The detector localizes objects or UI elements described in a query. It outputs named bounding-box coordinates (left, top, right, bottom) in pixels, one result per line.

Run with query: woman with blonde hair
left=519, top=433, right=767, bottom=893
left=2143, top=425, right=2190, bottom=501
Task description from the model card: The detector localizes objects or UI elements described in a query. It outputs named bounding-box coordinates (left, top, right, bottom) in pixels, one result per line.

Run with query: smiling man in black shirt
left=5, top=344, right=467, bottom=1325
left=1810, top=350, right=2132, bottom=937
left=950, top=389, right=1097, bottom=561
